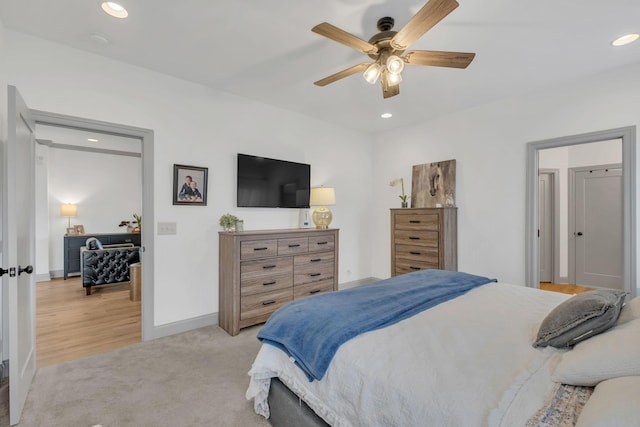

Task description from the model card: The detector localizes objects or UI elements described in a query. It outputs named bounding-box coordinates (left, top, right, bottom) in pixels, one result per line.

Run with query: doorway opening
left=525, top=127, right=636, bottom=297
left=30, top=109, right=156, bottom=346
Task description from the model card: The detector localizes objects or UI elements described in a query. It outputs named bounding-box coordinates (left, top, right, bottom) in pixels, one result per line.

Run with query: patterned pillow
left=534, top=289, right=627, bottom=348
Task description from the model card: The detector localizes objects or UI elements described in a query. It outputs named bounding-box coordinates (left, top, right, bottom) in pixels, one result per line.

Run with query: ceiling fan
left=312, top=0, right=475, bottom=99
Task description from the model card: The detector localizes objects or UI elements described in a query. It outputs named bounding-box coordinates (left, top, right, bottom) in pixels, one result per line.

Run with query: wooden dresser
left=219, top=228, right=339, bottom=336
left=390, top=208, right=457, bottom=276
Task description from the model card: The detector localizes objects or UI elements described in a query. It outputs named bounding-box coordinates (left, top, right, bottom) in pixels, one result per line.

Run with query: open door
left=2, top=85, right=36, bottom=425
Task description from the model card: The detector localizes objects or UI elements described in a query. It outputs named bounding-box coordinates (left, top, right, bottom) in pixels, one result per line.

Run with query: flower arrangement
left=389, top=178, right=409, bottom=205
left=219, top=213, right=240, bottom=231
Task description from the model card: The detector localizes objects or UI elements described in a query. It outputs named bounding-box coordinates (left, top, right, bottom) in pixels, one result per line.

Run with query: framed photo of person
left=66, top=227, right=76, bottom=236
left=173, top=164, right=208, bottom=206
left=74, top=224, right=85, bottom=235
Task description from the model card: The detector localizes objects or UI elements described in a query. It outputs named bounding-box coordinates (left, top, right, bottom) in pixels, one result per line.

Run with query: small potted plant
left=219, top=213, right=240, bottom=232
left=132, top=213, right=142, bottom=233
left=390, top=178, right=409, bottom=208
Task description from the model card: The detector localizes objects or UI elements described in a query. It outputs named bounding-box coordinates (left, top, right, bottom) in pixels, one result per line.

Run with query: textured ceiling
left=2, top=0, right=640, bottom=133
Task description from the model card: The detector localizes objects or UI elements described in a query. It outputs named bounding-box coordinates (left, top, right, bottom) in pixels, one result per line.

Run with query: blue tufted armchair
left=81, top=237, right=141, bottom=295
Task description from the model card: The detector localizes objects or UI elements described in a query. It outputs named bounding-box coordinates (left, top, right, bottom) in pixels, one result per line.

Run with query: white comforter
left=247, top=283, right=569, bottom=427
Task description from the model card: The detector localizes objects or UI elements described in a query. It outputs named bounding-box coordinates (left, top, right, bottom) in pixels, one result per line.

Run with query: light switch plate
left=157, top=222, right=177, bottom=235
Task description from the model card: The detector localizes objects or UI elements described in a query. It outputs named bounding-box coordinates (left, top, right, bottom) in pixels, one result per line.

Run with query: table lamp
left=309, top=187, right=336, bottom=229
left=60, top=203, right=78, bottom=228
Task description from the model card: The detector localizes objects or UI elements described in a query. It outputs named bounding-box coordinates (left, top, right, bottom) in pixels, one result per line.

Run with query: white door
left=538, top=173, right=553, bottom=282
left=3, top=86, right=37, bottom=425
left=574, top=167, right=623, bottom=288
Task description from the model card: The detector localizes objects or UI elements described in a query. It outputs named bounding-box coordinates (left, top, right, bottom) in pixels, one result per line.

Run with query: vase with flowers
left=390, top=178, right=409, bottom=208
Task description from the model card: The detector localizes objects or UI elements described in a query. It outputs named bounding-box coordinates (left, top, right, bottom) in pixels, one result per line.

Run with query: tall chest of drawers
left=219, top=228, right=339, bottom=336
left=390, top=208, right=457, bottom=276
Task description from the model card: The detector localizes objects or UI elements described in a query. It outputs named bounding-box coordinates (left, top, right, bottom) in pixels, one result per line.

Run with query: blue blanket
left=257, top=269, right=497, bottom=381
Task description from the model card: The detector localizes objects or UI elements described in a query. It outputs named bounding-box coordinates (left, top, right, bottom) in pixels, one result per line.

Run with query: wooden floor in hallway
left=539, top=282, right=593, bottom=295
left=36, top=277, right=141, bottom=367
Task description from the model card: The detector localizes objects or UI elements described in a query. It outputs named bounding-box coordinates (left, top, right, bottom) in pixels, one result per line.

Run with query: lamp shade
left=309, top=187, right=336, bottom=206
left=60, top=203, right=78, bottom=217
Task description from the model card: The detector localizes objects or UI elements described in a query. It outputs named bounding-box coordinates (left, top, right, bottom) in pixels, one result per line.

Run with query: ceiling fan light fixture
left=363, top=62, right=382, bottom=84
left=386, top=71, right=402, bottom=85
left=612, top=33, right=639, bottom=46
left=101, top=2, right=129, bottom=19
left=386, top=55, right=405, bottom=74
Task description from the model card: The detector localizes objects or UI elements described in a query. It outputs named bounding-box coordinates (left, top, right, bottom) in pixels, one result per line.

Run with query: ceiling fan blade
left=312, top=23, right=378, bottom=55
left=314, top=63, right=371, bottom=86
left=404, top=50, right=475, bottom=68
left=391, top=0, right=459, bottom=50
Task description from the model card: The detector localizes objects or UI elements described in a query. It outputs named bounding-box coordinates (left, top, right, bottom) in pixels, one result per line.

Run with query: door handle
left=1, top=267, right=16, bottom=277
left=576, top=232, right=583, bottom=236
left=18, top=265, right=33, bottom=275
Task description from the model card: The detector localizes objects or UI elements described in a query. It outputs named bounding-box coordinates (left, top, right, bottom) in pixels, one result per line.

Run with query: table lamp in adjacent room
left=309, top=187, right=336, bottom=229
left=60, top=203, right=78, bottom=228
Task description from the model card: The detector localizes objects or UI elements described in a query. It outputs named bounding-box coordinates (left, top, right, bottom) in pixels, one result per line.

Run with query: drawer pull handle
left=288, top=244, right=301, bottom=248
left=263, top=265, right=276, bottom=269
left=310, top=258, right=322, bottom=262
left=316, top=241, right=328, bottom=245
left=410, top=251, right=421, bottom=255
left=310, top=289, right=321, bottom=294
left=410, top=266, right=421, bottom=270
left=409, top=237, right=420, bottom=240
left=263, top=281, right=276, bottom=286
left=262, top=300, right=276, bottom=306
left=409, top=220, right=421, bottom=224
left=310, top=273, right=321, bottom=277
left=254, top=247, right=268, bottom=251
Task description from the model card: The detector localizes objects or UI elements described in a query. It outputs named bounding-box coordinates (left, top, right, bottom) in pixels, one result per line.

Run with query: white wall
left=2, top=30, right=374, bottom=327
left=539, top=139, right=622, bottom=280
left=371, top=63, right=640, bottom=288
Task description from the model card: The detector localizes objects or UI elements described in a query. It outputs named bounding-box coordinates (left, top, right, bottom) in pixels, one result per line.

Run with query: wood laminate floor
left=36, top=277, right=141, bottom=367
left=539, top=282, right=593, bottom=295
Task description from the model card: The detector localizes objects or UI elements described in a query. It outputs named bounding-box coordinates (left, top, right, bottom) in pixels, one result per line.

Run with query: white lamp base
left=312, top=206, right=333, bottom=229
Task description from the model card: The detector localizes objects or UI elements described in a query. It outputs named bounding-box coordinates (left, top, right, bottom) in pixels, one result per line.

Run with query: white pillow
left=617, top=296, right=640, bottom=325
left=575, top=376, right=640, bottom=427
left=552, top=318, right=640, bottom=386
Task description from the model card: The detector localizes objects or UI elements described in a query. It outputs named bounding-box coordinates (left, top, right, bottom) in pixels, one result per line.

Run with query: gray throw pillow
left=534, top=289, right=627, bottom=348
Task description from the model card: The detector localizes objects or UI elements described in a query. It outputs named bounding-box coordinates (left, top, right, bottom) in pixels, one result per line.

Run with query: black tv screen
left=237, top=154, right=310, bottom=208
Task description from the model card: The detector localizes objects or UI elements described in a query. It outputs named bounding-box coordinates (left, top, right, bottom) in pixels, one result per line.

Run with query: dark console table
left=63, top=232, right=141, bottom=279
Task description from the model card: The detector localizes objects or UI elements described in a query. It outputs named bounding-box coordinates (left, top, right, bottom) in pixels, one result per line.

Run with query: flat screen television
left=237, top=153, right=310, bottom=208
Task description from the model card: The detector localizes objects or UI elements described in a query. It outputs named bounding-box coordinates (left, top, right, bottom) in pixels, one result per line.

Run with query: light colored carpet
left=11, top=325, right=270, bottom=427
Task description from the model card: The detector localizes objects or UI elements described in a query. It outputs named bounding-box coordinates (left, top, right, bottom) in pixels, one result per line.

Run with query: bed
left=246, top=270, right=640, bottom=427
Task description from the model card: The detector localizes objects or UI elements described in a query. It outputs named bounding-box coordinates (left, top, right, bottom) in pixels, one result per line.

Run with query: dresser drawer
left=278, top=237, right=309, bottom=255
left=395, top=245, right=439, bottom=264
left=394, top=213, right=439, bottom=231
left=240, top=287, right=293, bottom=320
left=294, top=279, right=334, bottom=299
left=241, top=239, right=278, bottom=260
left=241, top=272, right=293, bottom=296
left=309, top=235, right=335, bottom=252
left=395, top=259, right=439, bottom=275
left=394, top=230, right=439, bottom=247
left=294, top=260, right=334, bottom=285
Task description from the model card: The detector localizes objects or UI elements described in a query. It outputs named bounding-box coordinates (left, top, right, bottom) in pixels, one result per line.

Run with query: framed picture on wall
left=173, top=164, right=208, bottom=206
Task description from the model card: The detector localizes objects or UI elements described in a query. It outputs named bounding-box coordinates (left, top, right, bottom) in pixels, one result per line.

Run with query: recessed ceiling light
left=381, top=113, right=393, bottom=119
left=612, top=33, right=639, bottom=47
left=87, top=138, right=99, bottom=142
left=101, top=2, right=128, bottom=19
